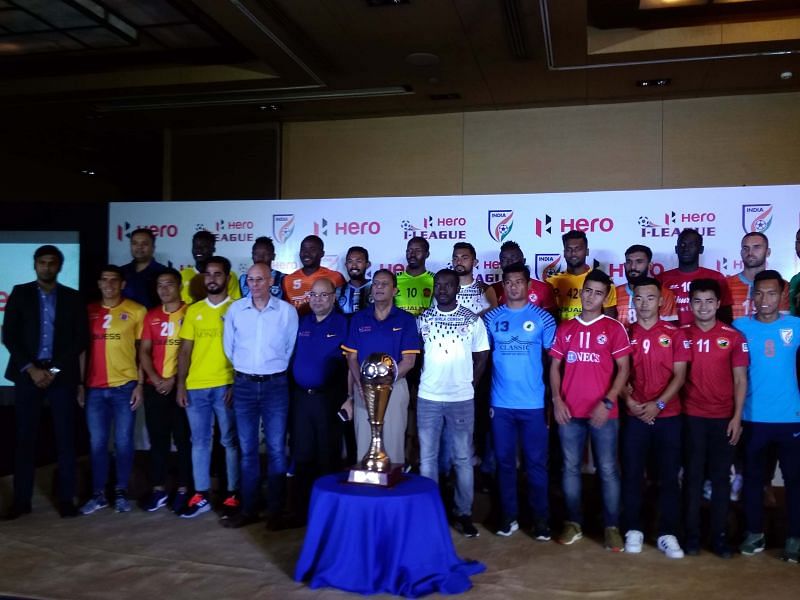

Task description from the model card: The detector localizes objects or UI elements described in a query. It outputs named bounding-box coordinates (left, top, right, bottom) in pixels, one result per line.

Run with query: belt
left=235, top=370, right=286, bottom=382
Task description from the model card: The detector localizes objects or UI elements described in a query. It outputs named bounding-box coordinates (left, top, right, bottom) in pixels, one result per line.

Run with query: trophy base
left=347, top=464, right=404, bottom=487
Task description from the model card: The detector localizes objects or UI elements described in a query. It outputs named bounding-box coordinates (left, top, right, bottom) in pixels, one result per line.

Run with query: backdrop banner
left=109, top=186, right=800, bottom=286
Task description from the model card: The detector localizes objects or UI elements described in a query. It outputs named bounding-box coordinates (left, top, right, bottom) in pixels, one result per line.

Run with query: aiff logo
left=488, top=210, right=513, bottom=243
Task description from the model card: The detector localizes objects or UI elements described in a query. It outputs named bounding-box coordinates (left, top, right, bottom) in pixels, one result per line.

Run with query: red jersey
left=492, top=278, right=556, bottom=312
left=282, top=267, right=345, bottom=315
left=657, top=267, right=732, bottom=326
left=627, top=321, right=691, bottom=418
left=87, top=299, right=146, bottom=388
left=681, top=321, right=749, bottom=418
left=141, top=303, right=187, bottom=383
left=726, top=272, right=790, bottom=319
left=550, top=315, right=632, bottom=418
left=615, top=283, right=679, bottom=327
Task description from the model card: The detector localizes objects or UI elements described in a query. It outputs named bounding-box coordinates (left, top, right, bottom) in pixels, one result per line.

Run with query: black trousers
left=143, top=383, right=192, bottom=489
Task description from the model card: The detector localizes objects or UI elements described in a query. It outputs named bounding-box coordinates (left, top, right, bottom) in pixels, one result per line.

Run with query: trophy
left=347, top=353, right=403, bottom=486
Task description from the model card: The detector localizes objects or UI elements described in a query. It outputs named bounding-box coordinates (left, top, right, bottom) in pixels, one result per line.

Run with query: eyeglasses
left=245, top=277, right=267, bottom=284
left=309, top=292, right=333, bottom=299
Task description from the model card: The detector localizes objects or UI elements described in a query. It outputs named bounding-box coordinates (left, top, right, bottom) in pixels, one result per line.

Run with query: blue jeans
left=233, top=373, right=289, bottom=516
left=559, top=418, right=620, bottom=527
left=492, top=407, right=549, bottom=523
left=86, top=381, right=137, bottom=493
left=185, top=386, right=239, bottom=493
left=418, top=398, right=474, bottom=517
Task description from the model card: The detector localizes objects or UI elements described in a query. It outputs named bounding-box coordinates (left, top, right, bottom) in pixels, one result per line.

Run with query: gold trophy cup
left=347, top=353, right=403, bottom=486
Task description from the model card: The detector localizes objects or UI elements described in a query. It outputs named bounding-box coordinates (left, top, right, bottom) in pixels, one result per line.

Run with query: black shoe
left=532, top=518, right=552, bottom=542
left=58, top=502, right=79, bottom=518
left=3, top=504, right=32, bottom=520
left=220, top=512, right=259, bottom=529
left=685, top=537, right=701, bottom=556
left=713, top=535, right=733, bottom=559
left=454, top=515, right=479, bottom=538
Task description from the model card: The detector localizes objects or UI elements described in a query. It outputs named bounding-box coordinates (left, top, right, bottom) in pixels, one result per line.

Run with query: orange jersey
left=282, top=267, right=345, bottom=314
left=726, top=273, right=790, bottom=319
left=87, top=299, right=146, bottom=388
left=141, top=303, right=187, bottom=382
left=615, top=283, right=679, bottom=327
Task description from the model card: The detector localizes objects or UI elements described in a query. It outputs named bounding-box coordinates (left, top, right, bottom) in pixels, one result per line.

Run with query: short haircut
left=302, top=234, right=324, bottom=250
left=631, top=276, right=661, bottom=291
left=253, top=236, right=275, bottom=251
left=130, top=228, right=155, bottom=243
left=205, top=256, right=231, bottom=276
left=407, top=235, right=430, bottom=253
left=373, top=268, right=397, bottom=288
left=625, top=244, right=653, bottom=261
left=678, top=228, right=703, bottom=245
left=742, top=231, right=769, bottom=246
left=193, top=230, right=216, bottom=244
left=502, top=263, right=531, bottom=282
left=689, top=278, right=720, bottom=300
left=157, top=267, right=182, bottom=285
left=453, top=242, right=476, bottom=258
left=584, top=268, right=611, bottom=292
left=562, top=229, right=587, bottom=246
left=753, top=269, right=785, bottom=292
left=434, top=268, right=459, bottom=286
left=34, top=244, right=64, bottom=266
left=500, top=240, right=522, bottom=254
left=99, top=264, right=124, bottom=279
left=347, top=245, right=369, bottom=262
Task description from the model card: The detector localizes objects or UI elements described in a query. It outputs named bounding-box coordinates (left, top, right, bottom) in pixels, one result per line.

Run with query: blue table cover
left=294, top=472, right=485, bottom=597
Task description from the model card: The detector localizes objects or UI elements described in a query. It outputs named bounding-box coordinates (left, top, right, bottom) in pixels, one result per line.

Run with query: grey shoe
left=114, top=489, right=131, bottom=513
left=80, top=493, right=109, bottom=515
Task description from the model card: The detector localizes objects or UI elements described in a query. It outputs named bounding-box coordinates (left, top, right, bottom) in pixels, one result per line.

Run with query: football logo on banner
left=742, top=204, right=773, bottom=233
left=273, top=214, right=295, bottom=244
left=488, top=210, right=514, bottom=242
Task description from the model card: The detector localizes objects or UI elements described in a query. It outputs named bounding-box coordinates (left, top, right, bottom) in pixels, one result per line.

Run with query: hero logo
left=638, top=212, right=716, bottom=238
left=488, top=210, right=513, bottom=242
left=534, top=214, right=552, bottom=237
left=116, top=221, right=178, bottom=241
left=314, top=218, right=380, bottom=236
left=560, top=217, right=614, bottom=233
left=400, top=215, right=467, bottom=240
left=0, top=289, right=8, bottom=312
left=215, top=218, right=254, bottom=242
left=742, top=204, right=773, bottom=234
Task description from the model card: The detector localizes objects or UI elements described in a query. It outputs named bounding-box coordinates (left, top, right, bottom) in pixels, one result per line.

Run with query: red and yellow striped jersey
left=726, top=272, right=790, bottom=319
left=141, top=303, right=187, bottom=382
left=87, top=299, right=146, bottom=388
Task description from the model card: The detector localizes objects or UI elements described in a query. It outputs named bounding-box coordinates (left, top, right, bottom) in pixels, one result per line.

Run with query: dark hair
left=346, top=246, right=370, bottom=262
left=407, top=236, right=430, bottom=253
left=689, top=278, right=720, bottom=300
left=34, top=244, right=64, bottom=266
left=625, top=244, right=653, bottom=262
left=130, top=228, right=155, bottom=243
left=193, top=230, right=216, bottom=244
left=678, top=228, right=703, bottom=245
left=434, top=268, right=459, bottom=286
left=372, top=268, right=397, bottom=288
left=742, top=231, right=769, bottom=246
left=302, top=234, right=324, bottom=250
left=452, top=242, right=476, bottom=259
left=157, top=267, right=182, bottom=285
left=205, top=256, right=231, bottom=276
left=98, top=264, right=124, bottom=279
left=753, top=269, right=785, bottom=292
left=631, top=276, right=661, bottom=291
left=562, top=229, right=588, bottom=247
left=500, top=240, right=522, bottom=254
left=584, top=268, right=612, bottom=292
left=253, top=236, right=275, bottom=251
left=502, top=263, right=531, bottom=282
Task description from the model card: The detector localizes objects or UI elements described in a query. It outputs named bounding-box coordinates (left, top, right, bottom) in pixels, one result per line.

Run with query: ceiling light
left=636, top=78, right=672, bottom=87
left=780, top=71, right=793, bottom=80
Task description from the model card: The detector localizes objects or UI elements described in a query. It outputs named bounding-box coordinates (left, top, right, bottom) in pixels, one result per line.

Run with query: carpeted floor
left=1, top=464, right=799, bottom=600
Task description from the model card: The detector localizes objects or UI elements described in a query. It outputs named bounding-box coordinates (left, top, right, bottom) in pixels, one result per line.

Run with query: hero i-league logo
left=637, top=211, right=716, bottom=237
left=400, top=215, right=467, bottom=240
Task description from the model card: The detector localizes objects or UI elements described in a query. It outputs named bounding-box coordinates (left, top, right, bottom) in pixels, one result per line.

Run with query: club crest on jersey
left=596, top=334, right=608, bottom=345
left=658, top=335, right=671, bottom=347
left=120, top=313, right=129, bottom=321
left=780, top=328, right=794, bottom=345
left=528, top=292, right=539, bottom=304
left=716, top=337, right=730, bottom=349
left=683, top=340, right=692, bottom=349
left=423, top=288, right=432, bottom=298
left=523, top=320, right=535, bottom=332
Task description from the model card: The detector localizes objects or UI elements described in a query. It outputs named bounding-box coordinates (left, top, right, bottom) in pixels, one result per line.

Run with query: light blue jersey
left=484, top=304, right=556, bottom=410
left=734, top=315, right=800, bottom=423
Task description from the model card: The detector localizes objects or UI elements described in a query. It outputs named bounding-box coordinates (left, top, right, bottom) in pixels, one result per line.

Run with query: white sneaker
left=625, top=530, right=644, bottom=553
left=730, top=474, right=743, bottom=502
left=657, top=535, right=685, bottom=559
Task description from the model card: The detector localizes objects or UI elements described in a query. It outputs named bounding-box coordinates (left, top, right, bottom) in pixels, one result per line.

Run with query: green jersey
left=395, top=270, right=434, bottom=317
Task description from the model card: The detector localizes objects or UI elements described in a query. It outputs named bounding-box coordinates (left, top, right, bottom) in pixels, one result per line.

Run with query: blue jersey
left=484, top=304, right=556, bottom=409
left=734, top=315, right=800, bottom=423
left=338, top=280, right=372, bottom=315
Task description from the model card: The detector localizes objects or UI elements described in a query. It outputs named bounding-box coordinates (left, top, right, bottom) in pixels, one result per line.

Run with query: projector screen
left=0, top=231, right=80, bottom=390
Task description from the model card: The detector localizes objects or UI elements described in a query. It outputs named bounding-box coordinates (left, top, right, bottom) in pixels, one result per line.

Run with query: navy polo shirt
left=342, top=304, right=421, bottom=366
left=121, top=260, right=167, bottom=309
left=292, top=310, right=349, bottom=389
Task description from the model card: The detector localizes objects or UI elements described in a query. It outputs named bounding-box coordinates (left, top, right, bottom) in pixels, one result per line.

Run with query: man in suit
left=2, top=245, right=87, bottom=518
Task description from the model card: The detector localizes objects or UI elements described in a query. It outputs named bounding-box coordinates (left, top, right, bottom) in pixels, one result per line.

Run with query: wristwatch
left=602, top=398, right=614, bottom=410
left=655, top=400, right=666, bottom=412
